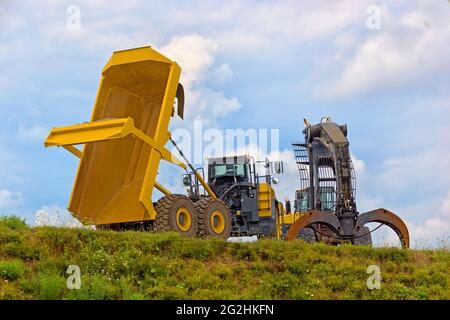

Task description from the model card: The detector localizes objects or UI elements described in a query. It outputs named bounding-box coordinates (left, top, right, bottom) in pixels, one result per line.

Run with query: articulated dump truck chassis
left=44, top=46, right=228, bottom=238
left=44, top=47, right=409, bottom=247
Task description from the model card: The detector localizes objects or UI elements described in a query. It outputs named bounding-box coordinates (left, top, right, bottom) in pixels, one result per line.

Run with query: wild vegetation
left=0, top=215, right=448, bottom=300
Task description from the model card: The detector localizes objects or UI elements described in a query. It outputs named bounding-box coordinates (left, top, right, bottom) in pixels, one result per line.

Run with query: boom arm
left=305, top=118, right=356, bottom=215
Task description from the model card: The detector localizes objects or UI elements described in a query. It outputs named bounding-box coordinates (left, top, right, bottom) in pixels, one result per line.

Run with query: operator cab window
left=212, top=164, right=246, bottom=178
left=320, top=186, right=336, bottom=211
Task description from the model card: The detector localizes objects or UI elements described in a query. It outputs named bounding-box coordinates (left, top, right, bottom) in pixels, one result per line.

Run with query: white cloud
left=357, top=194, right=385, bottom=213
left=209, top=63, right=233, bottom=85
left=406, top=190, right=450, bottom=246
left=316, top=1, right=450, bottom=99
left=378, top=147, right=450, bottom=196
left=408, top=217, right=450, bottom=248
left=34, top=204, right=87, bottom=228
left=18, top=125, right=48, bottom=142
left=351, top=153, right=366, bottom=177
left=160, top=35, right=217, bottom=88
left=195, top=88, right=241, bottom=121
left=159, top=34, right=241, bottom=127
left=208, top=0, right=369, bottom=53
left=349, top=154, right=386, bottom=213
left=0, top=189, right=23, bottom=209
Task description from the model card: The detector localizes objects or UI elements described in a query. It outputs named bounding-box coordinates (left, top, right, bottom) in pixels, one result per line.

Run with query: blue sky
left=0, top=0, right=449, bottom=247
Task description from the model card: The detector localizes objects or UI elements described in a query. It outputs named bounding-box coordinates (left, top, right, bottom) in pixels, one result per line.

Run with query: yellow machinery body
left=45, top=47, right=192, bottom=225
left=257, top=183, right=275, bottom=218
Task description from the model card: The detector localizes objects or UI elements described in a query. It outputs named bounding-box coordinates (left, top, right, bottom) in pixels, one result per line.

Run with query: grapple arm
left=355, top=208, right=410, bottom=248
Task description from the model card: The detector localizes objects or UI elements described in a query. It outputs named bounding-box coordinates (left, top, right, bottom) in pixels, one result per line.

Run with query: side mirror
left=182, top=174, right=192, bottom=187
left=273, top=161, right=283, bottom=174
left=271, top=177, right=280, bottom=185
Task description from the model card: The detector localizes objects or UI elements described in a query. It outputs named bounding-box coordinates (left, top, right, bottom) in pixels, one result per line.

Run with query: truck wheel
left=195, top=197, right=231, bottom=238
left=154, top=194, right=198, bottom=237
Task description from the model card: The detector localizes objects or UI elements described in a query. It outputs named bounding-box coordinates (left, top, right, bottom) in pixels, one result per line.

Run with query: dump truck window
left=212, top=164, right=246, bottom=177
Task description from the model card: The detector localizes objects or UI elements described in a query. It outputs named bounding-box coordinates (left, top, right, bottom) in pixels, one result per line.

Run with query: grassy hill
left=0, top=216, right=449, bottom=300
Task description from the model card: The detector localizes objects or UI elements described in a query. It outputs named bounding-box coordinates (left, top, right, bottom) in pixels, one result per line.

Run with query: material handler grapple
left=285, top=117, right=410, bottom=247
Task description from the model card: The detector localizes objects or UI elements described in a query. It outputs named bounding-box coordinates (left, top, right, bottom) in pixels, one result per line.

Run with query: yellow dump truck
left=45, top=47, right=228, bottom=237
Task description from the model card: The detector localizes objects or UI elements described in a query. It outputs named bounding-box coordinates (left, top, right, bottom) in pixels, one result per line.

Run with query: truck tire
left=195, top=197, right=231, bottom=238
left=154, top=194, right=198, bottom=237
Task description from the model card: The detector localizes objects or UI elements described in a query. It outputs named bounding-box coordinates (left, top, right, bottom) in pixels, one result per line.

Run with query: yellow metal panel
left=139, top=62, right=182, bottom=216
left=258, top=183, right=274, bottom=217
left=279, top=212, right=305, bottom=225
left=58, top=46, right=182, bottom=225
left=102, top=47, right=172, bottom=72
left=45, top=118, right=133, bottom=147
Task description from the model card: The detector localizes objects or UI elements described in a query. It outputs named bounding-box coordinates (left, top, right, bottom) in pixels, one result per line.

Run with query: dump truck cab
left=204, top=155, right=283, bottom=237
left=207, top=155, right=252, bottom=199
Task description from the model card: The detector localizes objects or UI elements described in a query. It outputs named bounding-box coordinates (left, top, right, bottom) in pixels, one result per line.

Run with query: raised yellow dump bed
left=44, top=47, right=187, bottom=225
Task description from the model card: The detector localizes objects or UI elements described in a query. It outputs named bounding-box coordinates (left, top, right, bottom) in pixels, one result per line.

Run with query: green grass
left=0, top=216, right=448, bottom=300
left=0, top=260, right=25, bottom=280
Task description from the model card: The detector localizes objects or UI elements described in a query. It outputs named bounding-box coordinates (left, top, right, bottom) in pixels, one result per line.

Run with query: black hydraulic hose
left=219, top=183, right=240, bottom=201
left=169, top=137, right=196, bottom=174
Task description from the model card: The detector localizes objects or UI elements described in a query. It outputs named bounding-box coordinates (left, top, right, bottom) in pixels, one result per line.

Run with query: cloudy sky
left=0, top=0, right=449, bottom=247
